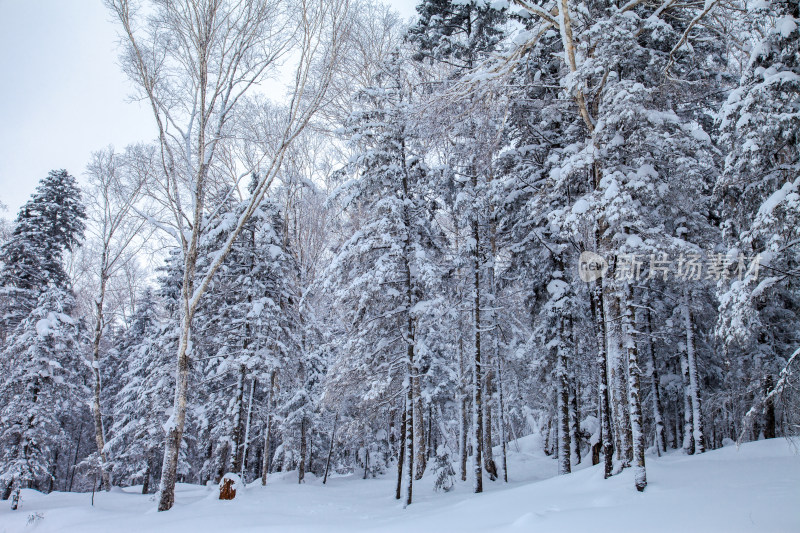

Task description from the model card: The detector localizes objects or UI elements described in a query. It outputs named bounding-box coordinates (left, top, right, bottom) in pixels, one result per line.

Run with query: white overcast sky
left=0, top=0, right=417, bottom=219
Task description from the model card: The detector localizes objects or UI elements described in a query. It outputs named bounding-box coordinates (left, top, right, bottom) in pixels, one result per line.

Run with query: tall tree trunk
left=395, top=407, right=406, bottom=499
left=623, top=286, right=647, bottom=492
left=764, top=375, right=776, bottom=439
left=231, top=365, right=247, bottom=474
left=683, top=289, right=705, bottom=453
left=323, top=413, right=338, bottom=485
left=47, top=449, right=59, bottom=493
left=645, top=309, right=667, bottom=455
left=496, top=356, right=508, bottom=482
left=142, top=463, right=151, bottom=495
left=681, top=348, right=695, bottom=454
left=557, top=315, right=571, bottom=475
left=413, top=376, right=426, bottom=480
left=90, top=274, right=111, bottom=491
left=404, top=365, right=415, bottom=507
left=672, top=395, right=681, bottom=449
left=299, top=417, right=307, bottom=484
left=458, top=338, right=468, bottom=481
left=241, top=379, right=256, bottom=479
left=590, top=277, right=614, bottom=478
left=68, top=417, right=85, bottom=492
left=608, top=290, right=632, bottom=467
left=261, top=371, right=276, bottom=486
left=10, top=481, right=20, bottom=511
left=472, top=215, right=484, bottom=494
left=157, top=300, right=195, bottom=511
left=569, top=379, right=581, bottom=466
left=362, top=442, right=369, bottom=479
left=214, top=440, right=231, bottom=483
left=483, top=358, right=498, bottom=480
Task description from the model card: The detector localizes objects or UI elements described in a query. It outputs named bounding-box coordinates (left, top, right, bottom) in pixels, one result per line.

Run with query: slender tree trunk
left=404, top=367, right=415, bottom=507
left=458, top=338, right=468, bottom=481
left=681, top=348, right=695, bottom=454
left=472, top=215, right=483, bottom=494
left=308, top=433, right=313, bottom=475
left=299, top=418, right=307, bottom=484
left=324, top=413, right=338, bottom=485
left=90, top=274, right=111, bottom=491
left=214, top=440, right=232, bottom=483
left=646, top=309, right=667, bottom=455
left=396, top=407, right=406, bottom=500
left=496, top=356, right=508, bottom=482
left=673, top=395, right=681, bottom=449
left=241, top=379, right=256, bottom=480
left=362, top=442, right=369, bottom=480
left=608, top=290, right=632, bottom=467
left=483, top=361, right=498, bottom=480
left=231, top=366, right=247, bottom=474
left=68, top=417, right=85, bottom=492
left=47, top=449, right=59, bottom=493
left=427, top=404, right=433, bottom=461
left=557, top=315, right=571, bottom=475
left=683, top=289, right=705, bottom=453
left=413, top=376, right=426, bottom=480
left=590, top=278, right=614, bottom=478
left=261, top=371, right=276, bottom=486
left=569, top=380, right=581, bottom=466
left=764, top=375, right=776, bottom=439
left=142, top=463, right=151, bottom=495
left=623, top=286, right=647, bottom=491
left=10, top=481, right=20, bottom=511
left=399, top=139, right=420, bottom=500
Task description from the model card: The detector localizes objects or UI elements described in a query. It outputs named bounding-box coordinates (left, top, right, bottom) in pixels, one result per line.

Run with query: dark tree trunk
left=459, top=338, right=468, bottom=481
left=395, top=407, right=406, bottom=500
left=483, top=362, right=498, bottom=481
left=557, top=315, right=571, bottom=476
left=570, top=380, right=581, bottom=465
left=764, top=375, right=776, bottom=439
left=231, top=365, right=247, bottom=474
left=48, top=449, right=59, bottom=493
left=142, top=462, right=151, bottom=494
left=324, top=414, right=338, bottom=485
left=404, top=372, right=415, bottom=506
left=261, top=371, right=276, bottom=486
left=646, top=309, right=667, bottom=455
left=590, top=278, right=614, bottom=478
left=299, top=418, right=307, bottom=484
left=214, top=440, right=231, bottom=484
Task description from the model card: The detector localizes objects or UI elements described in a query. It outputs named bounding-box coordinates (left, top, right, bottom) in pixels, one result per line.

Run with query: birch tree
left=82, top=146, right=153, bottom=491
left=105, top=0, right=351, bottom=511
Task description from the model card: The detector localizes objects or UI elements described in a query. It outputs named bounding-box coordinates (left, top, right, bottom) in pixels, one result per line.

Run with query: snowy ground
left=1, top=437, right=798, bottom=533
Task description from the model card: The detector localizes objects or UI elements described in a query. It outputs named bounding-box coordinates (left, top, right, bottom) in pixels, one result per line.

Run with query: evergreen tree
left=0, top=287, right=85, bottom=508
left=716, top=0, right=800, bottom=439
left=106, top=288, right=166, bottom=492
left=0, top=170, right=86, bottom=339
left=325, top=49, right=444, bottom=505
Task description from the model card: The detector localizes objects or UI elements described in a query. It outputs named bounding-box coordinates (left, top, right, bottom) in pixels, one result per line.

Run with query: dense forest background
left=0, top=0, right=797, bottom=512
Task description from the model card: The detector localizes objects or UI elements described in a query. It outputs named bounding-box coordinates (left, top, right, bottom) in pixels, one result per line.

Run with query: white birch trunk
left=683, top=289, right=705, bottom=453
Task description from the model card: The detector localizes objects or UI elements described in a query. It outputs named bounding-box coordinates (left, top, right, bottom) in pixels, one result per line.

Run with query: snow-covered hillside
left=2, top=438, right=797, bottom=533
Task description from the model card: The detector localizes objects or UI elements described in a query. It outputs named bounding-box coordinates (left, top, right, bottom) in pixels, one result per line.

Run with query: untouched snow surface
left=1, top=438, right=797, bottom=533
